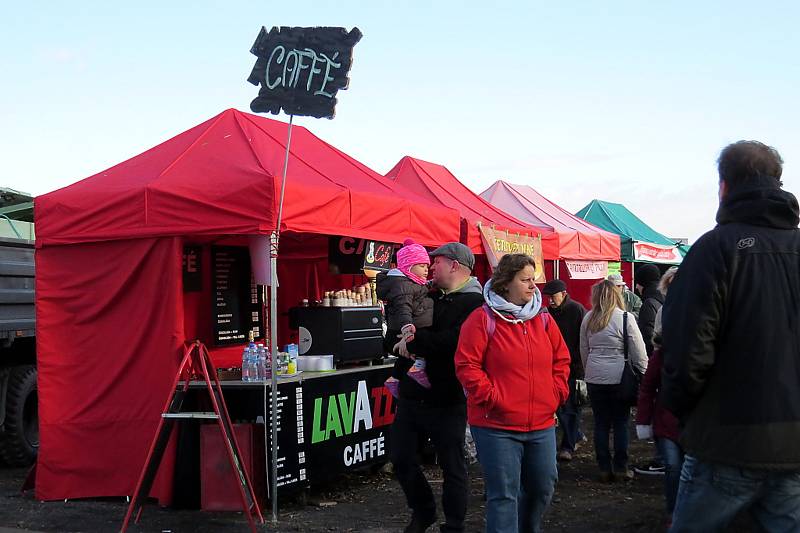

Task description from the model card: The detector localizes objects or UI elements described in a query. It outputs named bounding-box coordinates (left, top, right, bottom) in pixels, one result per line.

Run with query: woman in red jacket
left=456, top=254, right=571, bottom=533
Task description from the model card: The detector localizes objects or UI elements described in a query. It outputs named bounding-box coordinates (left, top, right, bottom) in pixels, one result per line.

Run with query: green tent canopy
left=576, top=199, right=683, bottom=263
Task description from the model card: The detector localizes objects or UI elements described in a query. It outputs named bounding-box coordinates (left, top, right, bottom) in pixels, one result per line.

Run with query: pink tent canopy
left=385, top=157, right=560, bottom=259
left=480, top=181, right=620, bottom=261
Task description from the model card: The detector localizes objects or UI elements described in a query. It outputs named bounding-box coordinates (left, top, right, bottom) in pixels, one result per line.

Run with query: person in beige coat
left=580, top=280, right=647, bottom=481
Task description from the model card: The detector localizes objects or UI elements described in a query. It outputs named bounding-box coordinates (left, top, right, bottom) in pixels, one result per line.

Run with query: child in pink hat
left=376, top=239, right=433, bottom=396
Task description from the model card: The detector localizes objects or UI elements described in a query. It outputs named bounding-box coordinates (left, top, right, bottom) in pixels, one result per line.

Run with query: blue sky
left=3, top=1, right=798, bottom=242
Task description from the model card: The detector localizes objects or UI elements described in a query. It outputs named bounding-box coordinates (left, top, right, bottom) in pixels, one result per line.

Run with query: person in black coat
left=635, top=263, right=664, bottom=358
left=542, top=279, right=586, bottom=460
left=389, top=242, right=483, bottom=533
left=662, top=141, right=800, bottom=531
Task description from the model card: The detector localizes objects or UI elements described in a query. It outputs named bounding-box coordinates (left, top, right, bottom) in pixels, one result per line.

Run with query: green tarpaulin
left=576, top=199, right=683, bottom=263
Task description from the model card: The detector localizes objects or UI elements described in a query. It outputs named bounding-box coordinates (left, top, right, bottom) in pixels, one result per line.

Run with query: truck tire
left=0, top=365, right=38, bottom=466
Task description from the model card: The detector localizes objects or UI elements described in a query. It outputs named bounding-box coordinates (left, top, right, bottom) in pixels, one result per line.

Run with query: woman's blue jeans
left=471, top=425, right=558, bottom=533
left=656, top=437, right=684, bottom=515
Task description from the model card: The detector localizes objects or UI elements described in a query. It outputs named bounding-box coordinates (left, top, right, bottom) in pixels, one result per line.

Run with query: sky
left=3, top=1, right=799, bottom=243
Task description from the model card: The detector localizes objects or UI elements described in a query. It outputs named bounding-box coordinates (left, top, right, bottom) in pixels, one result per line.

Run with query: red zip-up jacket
left=455, top=306, right=571, bottom=432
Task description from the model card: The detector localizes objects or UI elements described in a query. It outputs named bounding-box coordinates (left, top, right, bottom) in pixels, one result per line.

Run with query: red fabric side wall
left=35, top=238, right=184, bottom=501
left=562, top=277, right=595, bottom=309
left=555, top=262, right=635, bottom=310
left=622, top=261, right=634, bottom=288
left=539, top=260, right=595, bottom=309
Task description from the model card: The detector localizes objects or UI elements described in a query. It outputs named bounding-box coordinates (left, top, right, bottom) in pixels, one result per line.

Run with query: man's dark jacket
left=637, top=284, right=664, bottom=358
left=403, top=277, right=483, bottom=405
left=661, top=180, right=800, bottom=470
left=548, top=295, right=587, bottom=380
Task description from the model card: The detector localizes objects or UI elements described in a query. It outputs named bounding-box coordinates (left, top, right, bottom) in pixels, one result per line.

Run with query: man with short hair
left=607, top=273, right=641, bottom=318
left=542, top=279, right=587, bottom=461
left=390, top=242, right=484, bottom=533
left=662, top=141, right=800, bottom=531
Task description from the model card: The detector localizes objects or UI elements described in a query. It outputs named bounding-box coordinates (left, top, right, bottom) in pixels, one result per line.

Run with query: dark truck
left=0, top=188, right=37, bottom=466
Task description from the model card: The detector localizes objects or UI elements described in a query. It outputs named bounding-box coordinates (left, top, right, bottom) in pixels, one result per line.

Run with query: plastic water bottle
left=241, top=344, right=253, bottom=382
left=242, top=334, right=257, bottom=382
left=254, top=344, right=266, bottom=381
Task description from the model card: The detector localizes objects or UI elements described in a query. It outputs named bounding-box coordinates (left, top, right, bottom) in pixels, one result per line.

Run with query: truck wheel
left=0, top=365, right=39, bottom=466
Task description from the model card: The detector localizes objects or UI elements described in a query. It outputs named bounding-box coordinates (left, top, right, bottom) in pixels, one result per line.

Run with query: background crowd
left=380, top=140, right=800, bottom=533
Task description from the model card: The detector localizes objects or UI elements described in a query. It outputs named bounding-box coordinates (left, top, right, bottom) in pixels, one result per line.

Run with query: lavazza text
left=311, top=379, right=395, bottom=467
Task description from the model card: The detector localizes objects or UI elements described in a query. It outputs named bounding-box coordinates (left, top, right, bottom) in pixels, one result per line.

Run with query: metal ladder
left=121, top=341, right=264, bottom=532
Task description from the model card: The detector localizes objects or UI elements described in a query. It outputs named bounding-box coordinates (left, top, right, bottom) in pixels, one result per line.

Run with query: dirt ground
left=0, top=412, right=753, bottom=532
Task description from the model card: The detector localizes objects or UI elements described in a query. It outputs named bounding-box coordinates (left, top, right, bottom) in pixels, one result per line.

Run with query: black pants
left=587, top=383, right=630, bottom=472
left=390, top=398, right=468, bottom=532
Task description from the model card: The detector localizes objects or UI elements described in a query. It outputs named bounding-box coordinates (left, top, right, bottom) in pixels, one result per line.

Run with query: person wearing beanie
left=631, top=263, right=667, bottom=477
left=634, top=263, right=664, bottom=358
left=376, top=239, right=434, bottom=397
left=542, top=279, right=587, bottom=461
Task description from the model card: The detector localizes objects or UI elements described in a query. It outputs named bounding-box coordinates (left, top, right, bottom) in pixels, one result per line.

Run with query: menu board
left=266, top=383, right=308, bottom=494
left=212, top=246, right=263, bottom=345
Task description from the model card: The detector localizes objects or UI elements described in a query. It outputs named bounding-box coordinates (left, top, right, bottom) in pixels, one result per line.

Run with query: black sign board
left=328, top=236, right=369, bottom=274
left=247, top=26, right=362, bottom=119
left=301, top=367, right=394, bottom=484
left=182, top=245, right=202, bottom=292
left=212, top=246, right=263, bottom=345
left=266, top=382, right=309, bottom=494
left=362, top=240, right=394, bottom=272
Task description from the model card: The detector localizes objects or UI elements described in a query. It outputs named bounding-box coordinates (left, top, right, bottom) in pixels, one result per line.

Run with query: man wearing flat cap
left=542, top=279, right=587, bottom=461
left=390, top=242, right=484, bottom=533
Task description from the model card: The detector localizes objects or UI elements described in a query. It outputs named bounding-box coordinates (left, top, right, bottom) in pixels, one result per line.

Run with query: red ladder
left=121, top=341, right=264, bottom=532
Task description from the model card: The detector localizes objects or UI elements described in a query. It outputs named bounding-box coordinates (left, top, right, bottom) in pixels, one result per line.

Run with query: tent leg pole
left=268, top=114, right=294, bottom=526
left=554, top=259, right=559, bottom=280
left=269, top=240, right=279, bottom=525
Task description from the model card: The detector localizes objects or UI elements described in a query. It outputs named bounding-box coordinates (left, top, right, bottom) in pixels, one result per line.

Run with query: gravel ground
left=0, top=411, right=753, bottom=532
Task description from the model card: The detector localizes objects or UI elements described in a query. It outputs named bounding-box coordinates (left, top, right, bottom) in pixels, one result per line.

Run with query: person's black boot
left=404, top=512, right=436, bottom=533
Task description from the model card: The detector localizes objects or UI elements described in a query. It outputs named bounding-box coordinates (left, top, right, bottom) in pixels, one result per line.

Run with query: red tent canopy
left=32, top=110, right=462, bottom=503
left=384, top=157, right=559, bottom=259
left=480, top=181, right=620, bottom=261
left=36, top=109, right=460, bottom=247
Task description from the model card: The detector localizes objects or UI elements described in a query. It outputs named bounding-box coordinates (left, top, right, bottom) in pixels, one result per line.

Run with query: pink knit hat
left=397, top=239, right=429, bottom=284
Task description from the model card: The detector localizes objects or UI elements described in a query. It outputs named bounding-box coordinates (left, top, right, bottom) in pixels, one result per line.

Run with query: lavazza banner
left=302, top=367, right=395, bottom=482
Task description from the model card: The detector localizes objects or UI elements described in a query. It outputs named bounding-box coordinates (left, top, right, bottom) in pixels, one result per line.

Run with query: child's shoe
left=407, top=358, right=431, bottom=389
left=384, top=377, right=400, bottom=398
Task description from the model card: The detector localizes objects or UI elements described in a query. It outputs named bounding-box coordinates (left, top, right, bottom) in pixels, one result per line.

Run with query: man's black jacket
left=548, top=295, right=587, bottom=380
left=661, top=181, right=800, bottom=469
left=403, top=277, right=483, bottom=405
left=638, top=284, right=664, bottom=358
